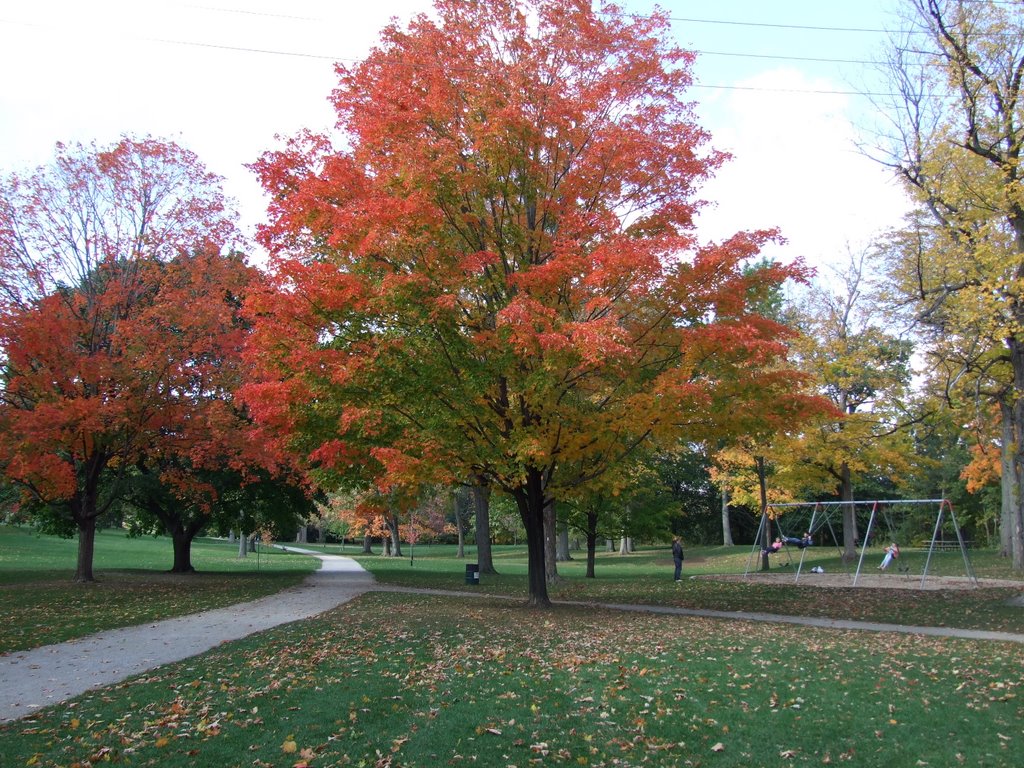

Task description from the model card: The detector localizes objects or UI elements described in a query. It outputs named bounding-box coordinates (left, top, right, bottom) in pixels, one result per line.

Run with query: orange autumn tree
left=244, top=0, right=821, bottom=607
left=0, top=137, right=240, bottom=582
left=117, top=251, right=307, bottom=573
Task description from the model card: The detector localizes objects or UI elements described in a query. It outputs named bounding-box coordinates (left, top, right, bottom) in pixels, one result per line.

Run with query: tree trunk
left=1000, top=401, right=1015, bottom=558
left=840, top=461, right=857, bottom=562
left=585, top=509, right=598, bottom=579
left=389, top=514, right=403, bottom=557
left=543, top=496, right=559, bottom=583
left=472, top=481, right=497, bottom=574
left=556, top=524, right=572, bottom=561
left=170, top=530, right=197, bottom=573
left=361, top=532, right=373, bottom=554
left=618, top=537, right=633, bottom=554
left=74, top=515, right=97, bottom=583
left=456, top=508, right=466, bottom=559
left=71, top=455, right=107, bottom=583
left=295, top=525, right=308, bottom=544
left=721, top=486, right=734, bottom=546
left=147, top=503, right=202, bottom=574
left=605, top=538, right=614, bottom=552
left=514, top=467, right=551, bottom=607
left=237, top=532, right=248, bottom=558
left=1010, top=337, right=1024, bottom=570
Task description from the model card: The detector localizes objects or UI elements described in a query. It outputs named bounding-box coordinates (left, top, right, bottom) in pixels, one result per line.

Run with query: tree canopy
left=243, top=0, right=824, bottom=606
left=0, top=137, right=245, bottom=581
left=876, top=0, right=1024, bottom=568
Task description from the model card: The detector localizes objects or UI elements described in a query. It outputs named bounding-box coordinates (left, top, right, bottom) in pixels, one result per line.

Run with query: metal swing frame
left=853, top=498, right=977, bottom=587
left=745, top=498, right=978, bottom=588
left=745, top=502, right=845, bottom=583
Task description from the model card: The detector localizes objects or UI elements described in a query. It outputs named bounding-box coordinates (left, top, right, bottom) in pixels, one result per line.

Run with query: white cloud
left=694, top=68, right=909, bottom=275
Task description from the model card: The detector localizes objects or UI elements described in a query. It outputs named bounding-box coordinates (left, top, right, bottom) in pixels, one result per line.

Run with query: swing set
left=745, top=498, right=978, bottom=588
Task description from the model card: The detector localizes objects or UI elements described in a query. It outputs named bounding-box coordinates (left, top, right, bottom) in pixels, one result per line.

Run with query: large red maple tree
left=244, top=0, right=822, bottom=606
left=0, top=138, right=245, bottom=582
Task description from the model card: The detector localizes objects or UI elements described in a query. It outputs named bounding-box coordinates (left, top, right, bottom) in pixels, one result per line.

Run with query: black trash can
left=465, top=563, right=480, bottom=585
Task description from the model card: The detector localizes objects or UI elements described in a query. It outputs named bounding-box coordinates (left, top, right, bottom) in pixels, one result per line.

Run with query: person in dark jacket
left=672, top=536, right=684, bottom=581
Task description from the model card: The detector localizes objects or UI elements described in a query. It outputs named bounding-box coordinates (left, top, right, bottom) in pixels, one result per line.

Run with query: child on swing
left=762, top=537, right=783, bottom=555
left=878, top=542, right=900, bottom=570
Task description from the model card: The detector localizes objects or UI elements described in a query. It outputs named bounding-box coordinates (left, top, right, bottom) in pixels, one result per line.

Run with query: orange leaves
left=237, top=0, right=825, bottom=610
left=0, top=139, right=250, bottom=522
left=308, top=440, right=358, bottom=472
left=962, top=441, right=1001, bottom=493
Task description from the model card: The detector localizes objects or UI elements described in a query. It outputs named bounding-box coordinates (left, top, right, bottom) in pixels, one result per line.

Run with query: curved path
left=2, top=550, right=1022, bottom=723
left=0, top=552, right=373, bottom=723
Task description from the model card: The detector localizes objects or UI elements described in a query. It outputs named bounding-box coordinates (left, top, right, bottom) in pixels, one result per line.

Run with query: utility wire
left=622, top=13, right=890, bottom=34
left=0, top=5, right=941, bottom=98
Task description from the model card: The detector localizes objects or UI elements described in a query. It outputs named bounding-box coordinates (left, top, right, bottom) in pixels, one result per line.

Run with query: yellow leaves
left=155, top=737, right=170, bottom=748
left=282, top=737, right=298, bottom=753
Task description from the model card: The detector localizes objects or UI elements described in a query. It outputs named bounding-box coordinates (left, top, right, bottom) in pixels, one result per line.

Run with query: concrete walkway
left=0, top=552, right=374, bottom=723
left=2, top=551, right=1022, bottom=724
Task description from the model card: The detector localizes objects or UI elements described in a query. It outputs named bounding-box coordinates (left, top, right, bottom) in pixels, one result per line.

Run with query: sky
left=0, top=0, right=911, bottom=275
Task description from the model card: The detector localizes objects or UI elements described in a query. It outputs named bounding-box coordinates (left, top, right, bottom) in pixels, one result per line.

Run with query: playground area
left=741, top=498, right=989, bottom=590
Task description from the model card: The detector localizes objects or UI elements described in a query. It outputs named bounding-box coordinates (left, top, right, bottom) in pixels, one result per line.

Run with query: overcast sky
left=0, top=0, right=910, bottom=273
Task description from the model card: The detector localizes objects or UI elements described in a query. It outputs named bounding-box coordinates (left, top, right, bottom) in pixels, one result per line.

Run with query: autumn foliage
left=0, top=138, right=250, bottom=581
left=243, top=0, right=822, bottom=605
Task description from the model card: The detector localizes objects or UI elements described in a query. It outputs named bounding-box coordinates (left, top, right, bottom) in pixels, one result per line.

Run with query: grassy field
left=1, top=530, right=1023, bottom=767
left=0, top=526, right=316, bottom=654
left=316, top=541, right=1024, bottom=634
left=3, top=591, right=1022, bottom=767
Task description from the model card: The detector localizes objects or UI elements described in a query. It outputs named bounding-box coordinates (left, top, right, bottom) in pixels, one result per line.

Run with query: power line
left=139, top=35, right=899, bottom=97
left=178, top=2, right=903, bottom=35
left=0, top=16, right=883, bottom=67
left=0, top=17, right=899, bottom=96
left=692, top=83, right=894, bottom=97
left=177, top=2, right=323, bottom=23
left=629, top=13, right=890, bottom=34
left=0, top=7, right=920, bottom=98
left=697, top=49, right=876, bottom=65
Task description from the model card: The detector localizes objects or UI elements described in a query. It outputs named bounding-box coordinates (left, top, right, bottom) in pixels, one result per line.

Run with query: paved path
left=2, top=550, right=1022, bottom=723
left=0, top=552, right=373, bottom=723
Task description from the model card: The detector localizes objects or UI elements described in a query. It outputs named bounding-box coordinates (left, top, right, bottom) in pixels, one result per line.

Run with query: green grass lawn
left=3, top=591, right=1022, bottom=767
left=2, top=531, right=1023, bottom=766
left=310, top=541, right=1024, bottom=635
left=0, top=526, right=317, bottom=654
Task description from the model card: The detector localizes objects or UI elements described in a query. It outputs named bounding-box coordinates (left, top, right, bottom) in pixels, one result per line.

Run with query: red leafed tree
left=0, top=137, right=240, bottom=582
left=118, top=251, right=304, bottom=573
left=244, top=0, right=823, bottom=606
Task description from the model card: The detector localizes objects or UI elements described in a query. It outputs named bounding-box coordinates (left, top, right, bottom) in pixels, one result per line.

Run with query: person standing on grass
left=672, top=536, right=684, bottom=581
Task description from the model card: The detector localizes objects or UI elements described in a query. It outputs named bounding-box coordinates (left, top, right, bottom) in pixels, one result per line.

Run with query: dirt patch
left=700, top=571, right=1024, bottom=592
